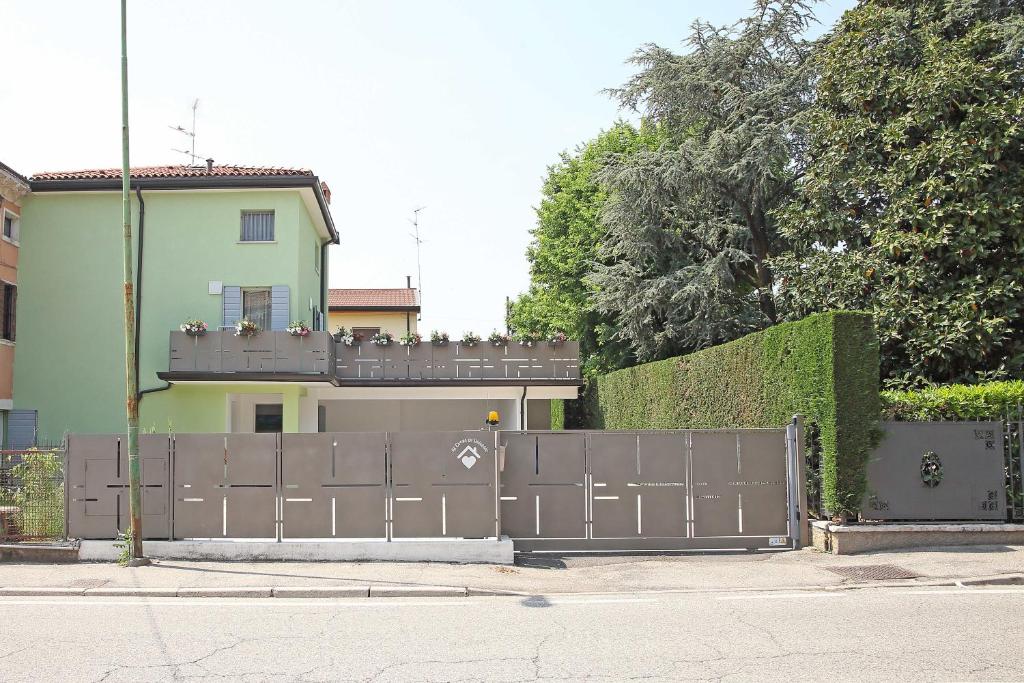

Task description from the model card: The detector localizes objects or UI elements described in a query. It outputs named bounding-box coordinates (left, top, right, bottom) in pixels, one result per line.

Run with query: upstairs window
left=242, top=287, right=271, bottom=331
left=240, top=210, right=275, bottom=242
left=0, top=283, right=16, bottom=342
left=2, top=211, right=18, bottom=243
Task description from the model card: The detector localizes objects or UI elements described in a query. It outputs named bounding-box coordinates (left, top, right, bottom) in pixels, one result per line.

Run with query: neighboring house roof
left=27, top=163, right=338, bottom=243
left=328, top=288, right=420, bottom=311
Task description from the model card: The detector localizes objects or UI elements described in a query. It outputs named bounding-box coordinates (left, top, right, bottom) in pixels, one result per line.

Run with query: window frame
left=2, top=210, right=19, bottom=245
left=0, top=282, right=16, bottom=343
left=239, top=210, right=276, bottom=243
left=241, top=287, right=272, bottom=331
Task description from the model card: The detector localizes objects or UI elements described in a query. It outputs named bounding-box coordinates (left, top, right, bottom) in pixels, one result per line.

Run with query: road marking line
left=715, top=592, right=843, bottom=601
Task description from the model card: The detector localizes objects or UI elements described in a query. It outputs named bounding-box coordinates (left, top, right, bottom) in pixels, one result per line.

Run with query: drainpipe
left=135, top=186, right=170, bottom=401
left=519, top=386, right=527, bottom=431
left=320, top=242, right=328, bottom=329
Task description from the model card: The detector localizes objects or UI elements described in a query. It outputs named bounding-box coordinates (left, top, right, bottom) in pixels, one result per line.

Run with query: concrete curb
left=1, top=574, right=1022, bottom=599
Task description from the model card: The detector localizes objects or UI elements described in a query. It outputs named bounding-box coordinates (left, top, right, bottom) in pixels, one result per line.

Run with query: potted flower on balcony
left=371, top=331, right=394, bottom=347
left=180, top=319, right=208, bottom=337
left=334, top=326, right=361, bottom=346
left=235, top=318, right=260, bottom=337
left=548, top=330, right=568, bottom=347
left=399, top=331, right=422, bottom=347
left=461, top=331, right=481, bottom=347
left=430, top=330, right=449, bottom=346
left=517, top=331, right=543, bottom=348
left=488, top=330, right=510, bottom=347
left=287, top=321, right=312, bottom=337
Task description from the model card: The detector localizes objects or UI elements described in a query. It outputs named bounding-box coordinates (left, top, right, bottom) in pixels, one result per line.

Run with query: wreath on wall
left=920, top=451, right=943, bottom=488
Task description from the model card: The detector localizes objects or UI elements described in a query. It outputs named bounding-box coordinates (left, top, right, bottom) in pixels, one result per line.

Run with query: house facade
left=0, top=161, right=30, bottom=446
left=327, top=286, right=419, bottom=339
left=15, top=163, right=580, bottom=444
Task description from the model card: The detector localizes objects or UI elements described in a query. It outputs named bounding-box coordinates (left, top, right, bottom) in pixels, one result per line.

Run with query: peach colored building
left=0, top=161, right=29, bottom=444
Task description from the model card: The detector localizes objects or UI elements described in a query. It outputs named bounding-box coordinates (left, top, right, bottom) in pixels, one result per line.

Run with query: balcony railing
left=336, top=340, right=580, bottom=381
left=168, top=330, right=335, bottom=375
left=166, top=331, right=581, bottom=382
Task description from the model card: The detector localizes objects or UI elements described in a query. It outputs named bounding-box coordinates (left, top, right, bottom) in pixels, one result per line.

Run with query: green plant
left=8, top=450, right=64, bottom=539
left=584, top=311, right=880, bottom=518
left=488, top=331, right=509, bottom=346
left=775, top=1, right=1024, bottom=387
left=550, top=399, right=565, bottom=431
left=286, top=321, right=311, bottom=337
left=235, top=318, right=259, bottom=337
left=430, top=330, right=449, bottom=346
left=114, top=525, right=134, bottom=566
left=179, top=319, right=208, bottom=336
left=461, top=332, right=481, bottom=347
left=370, top=331, right=393, bottom=347
left=881, top=381, right=1024, bottom=422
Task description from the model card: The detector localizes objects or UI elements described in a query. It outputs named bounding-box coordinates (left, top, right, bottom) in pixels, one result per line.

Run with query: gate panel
left=389, top=431, right=497, bottom=538
left=281, top=433, right=386, bottom=538
left=68, top=434, right=169, bottom=540
left=732, top=430, right=789, bottom=537
left=590, top=433, right=688, bottom=539
left=863, top=421, right=1006, bottom=520
left=172, top=433, right=277, bottom=539
left=500, top=432, right=587, bottom=539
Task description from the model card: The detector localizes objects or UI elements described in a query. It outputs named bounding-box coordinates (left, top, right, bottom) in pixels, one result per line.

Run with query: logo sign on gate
left=451, top=437, right=490, bottom=469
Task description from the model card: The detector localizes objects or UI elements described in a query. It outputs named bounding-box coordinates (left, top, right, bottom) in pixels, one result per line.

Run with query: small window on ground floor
left=254, top=404, right=283, bottom=433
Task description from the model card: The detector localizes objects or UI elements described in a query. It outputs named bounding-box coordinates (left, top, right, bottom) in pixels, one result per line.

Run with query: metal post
left=785, top=416, right=805, bottom=549
left=61, top=440, right=69, bottom=542
left=119, top=0, right=145, bottom=563
left=493, top=431, right=501, bottom=540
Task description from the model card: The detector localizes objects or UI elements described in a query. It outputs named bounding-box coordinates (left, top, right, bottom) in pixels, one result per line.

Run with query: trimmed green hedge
left=586, top=311, right=880, bottom=516
left=550, top=399, right=565, bottom=430
left=882, top=381, right=1024, bottom=421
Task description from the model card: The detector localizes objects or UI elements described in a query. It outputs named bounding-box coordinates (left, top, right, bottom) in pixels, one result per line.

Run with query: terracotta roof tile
left=329, top=288, right=420, bottom=309
left=30, top=165, right=314, bottom=181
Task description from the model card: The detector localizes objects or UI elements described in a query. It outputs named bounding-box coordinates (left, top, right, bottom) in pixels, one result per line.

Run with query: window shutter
left=7, top=409, right=37, bottom=450
left=270, top=285, right=290, bottom=331
left=222, top=286, right=242, bottom=329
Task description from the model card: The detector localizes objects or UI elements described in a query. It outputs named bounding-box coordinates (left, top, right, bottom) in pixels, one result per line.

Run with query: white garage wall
left=321, top=398, right=518, bottom=432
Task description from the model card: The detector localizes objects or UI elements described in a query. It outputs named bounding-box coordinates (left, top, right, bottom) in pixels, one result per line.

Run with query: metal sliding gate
left=67, top=424, right=802, bottom=551
left=500, top=425, right=804, bottom=552
left=67, top=431, right=498, bottom=541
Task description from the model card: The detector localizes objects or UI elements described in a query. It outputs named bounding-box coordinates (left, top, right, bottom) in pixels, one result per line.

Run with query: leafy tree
left=510, top=122, right=661, bottom=375
left=588, top=0, right=819, bottom=361
left=774, top=0, right=1024, bottom=387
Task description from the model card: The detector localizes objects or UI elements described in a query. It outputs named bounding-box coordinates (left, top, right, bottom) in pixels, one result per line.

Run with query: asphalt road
left=1, top=586, right=1022, bottom=682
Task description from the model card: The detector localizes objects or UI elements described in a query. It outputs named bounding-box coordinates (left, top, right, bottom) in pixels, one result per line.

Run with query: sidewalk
left=1, top=545, right=1023, bottom=597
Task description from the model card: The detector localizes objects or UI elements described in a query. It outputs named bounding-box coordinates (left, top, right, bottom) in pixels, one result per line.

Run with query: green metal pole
left=120, top=0, right=143, bottom=561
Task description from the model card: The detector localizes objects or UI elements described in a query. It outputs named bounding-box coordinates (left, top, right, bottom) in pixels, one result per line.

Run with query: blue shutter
left=271, top=285, right=290, bottom=331
left=222, top=286, right=241, bottom=329
left=7, top=409, right=37, bottom=450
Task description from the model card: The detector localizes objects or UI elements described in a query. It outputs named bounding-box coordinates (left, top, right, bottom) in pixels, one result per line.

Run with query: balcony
left=162, top=331, right=581, bottom=384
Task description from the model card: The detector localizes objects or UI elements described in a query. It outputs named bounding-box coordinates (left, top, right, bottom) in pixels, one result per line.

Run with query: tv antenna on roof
left=409, top=206, right=426, bottom=321
left=169, top=98, right=203, bottom=165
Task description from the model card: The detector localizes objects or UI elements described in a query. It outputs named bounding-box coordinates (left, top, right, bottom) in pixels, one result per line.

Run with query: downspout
left=320, top=242, right=328, bottom=329
left=135, top=186, right=170, bottom=400
left=519, top=386, right=527, bottom=431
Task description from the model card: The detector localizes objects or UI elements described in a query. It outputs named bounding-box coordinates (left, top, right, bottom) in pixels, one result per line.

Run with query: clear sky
left=1, top=0, right=855, bottom=335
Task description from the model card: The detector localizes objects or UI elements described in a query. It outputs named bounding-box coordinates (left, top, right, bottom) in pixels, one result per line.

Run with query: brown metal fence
left=0, top=450, right=67, bottom=543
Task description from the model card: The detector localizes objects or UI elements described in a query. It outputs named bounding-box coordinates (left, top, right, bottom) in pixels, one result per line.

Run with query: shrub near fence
left=0, top=450, right=65, bottom=541
left=585, top=311, right=880, bottom=518
left=882, top=381, right=1024, bottom=421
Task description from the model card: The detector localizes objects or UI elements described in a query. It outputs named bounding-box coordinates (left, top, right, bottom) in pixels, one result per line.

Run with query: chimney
left=406, top=275, right=412, bottom=289
left=205, top=158, right=214, bottom=173
left=320, top=181, right=332, bottom=205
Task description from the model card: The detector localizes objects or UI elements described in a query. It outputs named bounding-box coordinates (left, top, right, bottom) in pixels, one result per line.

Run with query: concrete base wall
left=811, top=520, right=1024, bottom=555
left=320, top=398, right=518, bottom=432
left=79, top=537, right=514, bottom=565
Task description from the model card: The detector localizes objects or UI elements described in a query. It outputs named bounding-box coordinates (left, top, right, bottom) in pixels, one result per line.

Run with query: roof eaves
left=29, top=173, right=339, bottom=244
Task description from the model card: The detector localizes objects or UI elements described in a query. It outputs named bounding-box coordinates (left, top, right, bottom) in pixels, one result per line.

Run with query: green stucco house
left=16, top=164, right=338, bottom=443
left=15, top=163, right=580, bottom=445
